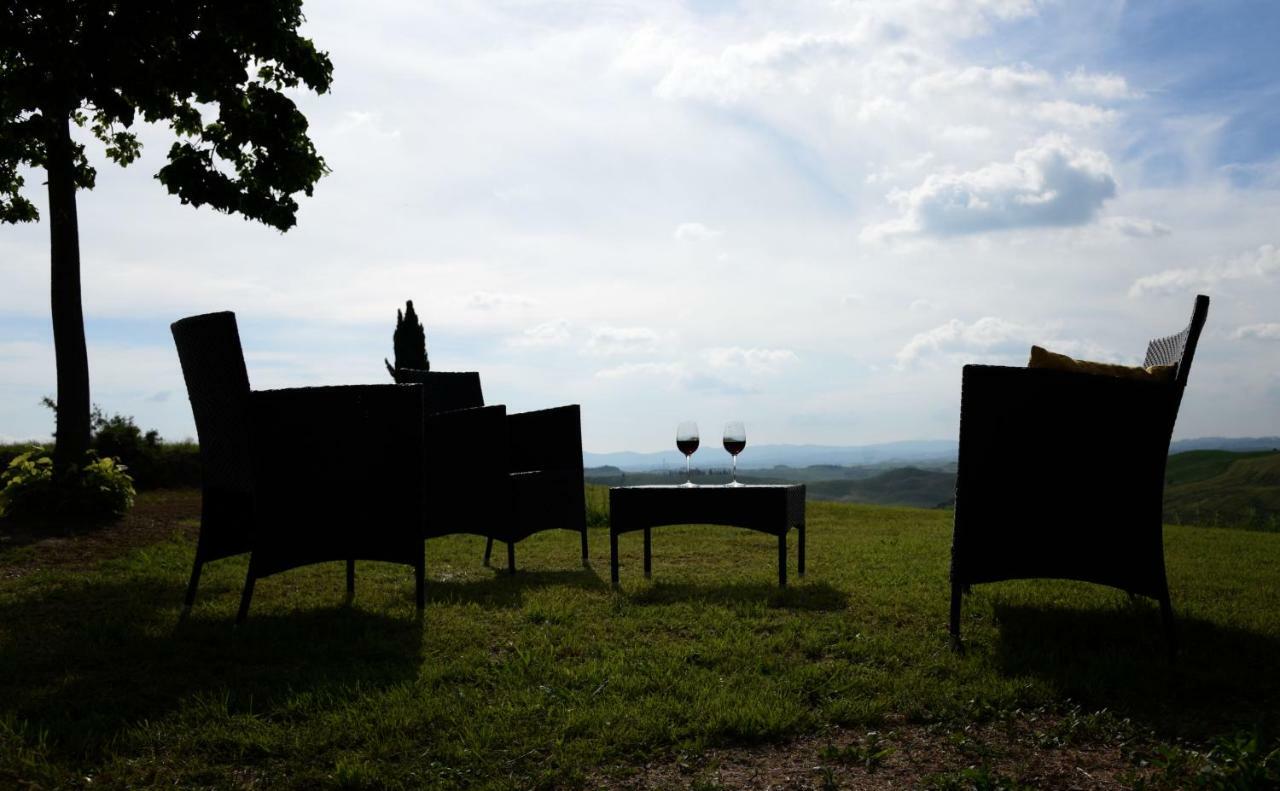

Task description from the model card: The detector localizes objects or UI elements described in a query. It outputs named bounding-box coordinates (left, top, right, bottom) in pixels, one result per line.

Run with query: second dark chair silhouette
left=393, top=368, right=588, bottom=573
left=949, top=295, right=1210, bottom=653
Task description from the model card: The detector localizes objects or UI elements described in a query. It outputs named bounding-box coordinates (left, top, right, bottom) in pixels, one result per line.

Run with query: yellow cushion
left=1028, top=345, right=1176, bottom=383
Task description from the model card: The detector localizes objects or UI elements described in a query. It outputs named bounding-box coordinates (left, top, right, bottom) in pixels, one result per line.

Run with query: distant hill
left=1164, top=450, right=1280, bottom=532
left=583, top=441, right=958, bottom=471
left=584, top=437, right=1280, bottom=472
left=1168, top=437, right=1280, bottom=454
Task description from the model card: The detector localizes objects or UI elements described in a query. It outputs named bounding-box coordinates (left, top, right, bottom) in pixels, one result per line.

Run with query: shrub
left=0, top=447, right=135, bottom=524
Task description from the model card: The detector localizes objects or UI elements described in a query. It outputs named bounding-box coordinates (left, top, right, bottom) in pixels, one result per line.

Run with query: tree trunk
left=45, top=109, right=91, bottom=468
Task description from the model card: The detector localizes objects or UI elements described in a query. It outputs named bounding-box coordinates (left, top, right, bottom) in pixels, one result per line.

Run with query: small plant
left=385, top=299, right=429, bottom=380
left=925, top=764, right=1033, bottom=791
left=820, top=731, right=895, bottom=772
left=0, top=446, right=135, bottom=524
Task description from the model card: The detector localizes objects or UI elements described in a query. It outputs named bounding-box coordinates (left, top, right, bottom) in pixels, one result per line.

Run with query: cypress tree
left=385, top=299, right=428, bottom=379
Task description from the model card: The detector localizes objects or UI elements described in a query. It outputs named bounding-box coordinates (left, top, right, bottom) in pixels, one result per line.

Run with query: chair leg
left=183, top=557, right=204, bottom=613
left=483, top=537, right=494, bottom=567
left=236, top=560, right=258, bottom=625
left=507, top=541, right=516, bottom=574
left=581, top=526, right=589, bottom=567
left=346, top=559, right=356, bottom=601
left=1158, top=589, right=1178, bottom=660
left=949, top=581, right=963, bottom=650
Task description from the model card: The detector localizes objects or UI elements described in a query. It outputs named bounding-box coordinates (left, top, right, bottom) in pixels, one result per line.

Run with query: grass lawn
left=2, top=489, right=1279, bottom=789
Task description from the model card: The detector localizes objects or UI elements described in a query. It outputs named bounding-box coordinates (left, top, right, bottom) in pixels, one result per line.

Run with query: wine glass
left=676, top=420, right=699, bottom=487
left=723, top=421, right=746, bottom=487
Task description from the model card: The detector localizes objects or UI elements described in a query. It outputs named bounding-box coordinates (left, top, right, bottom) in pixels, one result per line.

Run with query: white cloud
left=912, top=64, right=1052, bottom=97
left=895, top=316, right=1037, bottom=368
left=594, top=361, right=683, bottom=380
left=1066, top=69, right=1138, bottom=100
left=510, top=319, right=572, bottom=348
left=654, top=31, right=872, bottom=105
left=586, top=326, right=663, bottom=356
left=674, top=222, right=723, bottom=242
left=938, top=125, right=993, bottom=144
left=1102, top=216, right=1172, bottom=238
left=1232, top=323, right=1280, bottom=341
left=705, top=347, right=798, bottom=374
left=1032, top=100, right=1118, bottom=128
left=464, top=291, right=536, bottom=311
left=863, top=135, right=1116, bottom=239
left=1129, top=244, right=1280, bottom=297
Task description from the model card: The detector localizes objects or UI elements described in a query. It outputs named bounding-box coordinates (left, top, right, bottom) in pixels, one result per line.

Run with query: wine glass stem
left=732, top=454, right=737, bottom=484
left=685, top=453, right=691, bottom=485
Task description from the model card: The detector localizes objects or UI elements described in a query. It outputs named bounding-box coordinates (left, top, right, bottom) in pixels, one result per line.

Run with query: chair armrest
left=507, top=404, right=583, bottom=475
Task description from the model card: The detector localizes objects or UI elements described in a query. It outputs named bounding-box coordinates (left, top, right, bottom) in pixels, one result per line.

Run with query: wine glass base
left=725, top=481, right=746, bottom=488
left=680, top=481, right=698, bottom=488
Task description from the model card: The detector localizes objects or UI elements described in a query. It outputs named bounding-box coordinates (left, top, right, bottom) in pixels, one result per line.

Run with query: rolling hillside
left=1164, top=451, right=1280, bottom=532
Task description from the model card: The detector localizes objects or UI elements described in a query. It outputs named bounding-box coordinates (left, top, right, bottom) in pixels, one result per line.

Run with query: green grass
left=3, top=492, right=1280, bottom=788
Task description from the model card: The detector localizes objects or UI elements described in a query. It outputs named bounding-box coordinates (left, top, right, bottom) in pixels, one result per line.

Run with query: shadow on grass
left=991, top=601, right=1280, bottom=739
left=0, top=575, right=422, bottom=757
left=627, top=580, right=848, bottom=611
left=424, top=565, right=608, bottom=608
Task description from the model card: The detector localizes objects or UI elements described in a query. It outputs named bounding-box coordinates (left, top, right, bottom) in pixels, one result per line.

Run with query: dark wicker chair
left=949, top=294, right=1209, bottom=652
left=172, top=312, right=426, bottom=621
left=393, top=368, right=588, bottom=573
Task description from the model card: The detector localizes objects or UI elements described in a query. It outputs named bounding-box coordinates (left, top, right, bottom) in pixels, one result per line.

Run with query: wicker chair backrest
left=392, top=369, right=485, bottom=413
left=171, top=312, right=254, bottom=493
left=1143, top=294, right=1210, bottom=390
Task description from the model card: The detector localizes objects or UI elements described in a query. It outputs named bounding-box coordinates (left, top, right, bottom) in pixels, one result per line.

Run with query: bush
left=0, top=447, right=135, bottom=524
left=29, top=399, right=203, bottom=490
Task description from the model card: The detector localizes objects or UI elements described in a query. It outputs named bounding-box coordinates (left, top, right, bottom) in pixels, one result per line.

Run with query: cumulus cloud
left=674, top=222, right=723, bottom=242
left=705, top=346, right=798, bottom=374
left=586, top=326, right=663, bottom=356
left=862, top=135, right=1117, bottom=239
left=895, top=316, right=1036, bottom=368
left=1129, top=243, right=1280, bottom=297
left=1232, top=323, right=1280, bottom=341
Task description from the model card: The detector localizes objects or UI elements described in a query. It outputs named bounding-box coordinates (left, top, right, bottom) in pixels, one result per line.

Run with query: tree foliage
left=0, top=0, right=334, bottom=230
left=386, top=299, right=429, bottom=379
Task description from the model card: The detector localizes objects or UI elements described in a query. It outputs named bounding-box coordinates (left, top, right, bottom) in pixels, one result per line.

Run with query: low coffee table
left=609, top=484, right=806, bottom=587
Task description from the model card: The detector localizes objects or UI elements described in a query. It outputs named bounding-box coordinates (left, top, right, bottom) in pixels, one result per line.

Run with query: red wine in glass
left=676, top=421, right=699, bottom=487
left=723, top=421, right=746, bottom=487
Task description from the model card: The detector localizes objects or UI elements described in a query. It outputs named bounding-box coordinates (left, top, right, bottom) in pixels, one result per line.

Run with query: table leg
left=643, top=527, right=652, bottom=579
left=798, top=521, right=806, bottom=577
left=610, top=528, right=619, bottom=586
left=778, top=532, right=787, bottom=588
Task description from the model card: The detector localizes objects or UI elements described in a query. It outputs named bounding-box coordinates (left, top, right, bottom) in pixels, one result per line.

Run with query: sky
left=2, top=0, right=1279, bottom=453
